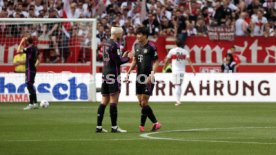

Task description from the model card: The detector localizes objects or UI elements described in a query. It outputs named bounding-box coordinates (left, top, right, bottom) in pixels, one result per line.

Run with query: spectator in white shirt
left=235, top=12, right=249, bottom=36
left=250, top=9, right=269, bottom=37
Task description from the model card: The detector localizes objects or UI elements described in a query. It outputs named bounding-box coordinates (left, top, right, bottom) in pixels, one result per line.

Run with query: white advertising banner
left=0, top=73, right=91, bottom=102
left=96, top=73, right=276, bottom=102
left=1, top=73, right=275, bottom=102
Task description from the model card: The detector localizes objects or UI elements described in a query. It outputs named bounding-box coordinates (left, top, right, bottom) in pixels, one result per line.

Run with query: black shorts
left=25, top=70, right=36, bottom=84
left=101, top=81, right=121, bottom=96
left=136, top=82, right=154, bottom=96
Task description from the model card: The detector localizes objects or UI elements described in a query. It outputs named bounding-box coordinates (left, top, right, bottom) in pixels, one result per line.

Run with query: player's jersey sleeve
left=109, top=42, right=129, bottom=65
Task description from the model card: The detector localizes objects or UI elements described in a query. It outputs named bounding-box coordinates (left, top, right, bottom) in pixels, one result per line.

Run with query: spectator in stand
left=174, top=9, right=189, bottom=43
left=247, top=0, right=262, bottom=17
left=195, top=17, right=208, bottom=36
left=250, top=9, right=269, bottom=37
left=269, top=20, right=276, bottom=36
left=122, top=19, right=133, bottom=35
left=45, top=8, right=60, bottom=55
left=160, top=16, right=174, bottom=36
left=28, top=7, right=36, bottom=18
left=235, top=12, right=249, bottom=36
left=46, top=49, right=60, bottom=63
left=214, top=1, right=233, bottom=25
left=34, top=0, right=44, bottom=17
left=70, top=3, right=81, bottom=18
left=142, top=12, right=160, bottom=37
left=187, top=23, right=197, bottom=36
left=0, top=6, right=8, bottom=18
left=127, top=26, right=135, bottom=36
left=97, top=24, right=107, bottom=41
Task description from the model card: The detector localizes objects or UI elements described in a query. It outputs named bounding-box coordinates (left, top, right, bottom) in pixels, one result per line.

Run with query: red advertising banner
left=1, top=36, right=276, bottom=73
left=126, top=36, right=276, bottom=64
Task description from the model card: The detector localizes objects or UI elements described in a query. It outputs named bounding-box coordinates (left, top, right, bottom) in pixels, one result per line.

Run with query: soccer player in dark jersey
left=17, top=36, right=40, bottom=110
left=96, top=27, right=130, bottom=133
left=126, top=27, right=161, bottom=132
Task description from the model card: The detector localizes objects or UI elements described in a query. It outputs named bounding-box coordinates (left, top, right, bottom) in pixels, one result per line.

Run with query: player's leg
left=174, top=73, right=184, bottom=106
left=24, top=71, right=38, bottom=110
left=109, top=83, right=126, bottom=133
left=142, top=83, right=161, bottom=131
left=137, top=94, right=147, bottom=132
left=140, top=94, right=161, bottom=131
left=96, top=82, right=110, bottom=133
left=136, top=82, right=147, bottom=132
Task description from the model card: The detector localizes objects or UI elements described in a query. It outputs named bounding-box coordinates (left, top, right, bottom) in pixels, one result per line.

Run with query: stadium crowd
left=0, top=0, right=276, bottom=63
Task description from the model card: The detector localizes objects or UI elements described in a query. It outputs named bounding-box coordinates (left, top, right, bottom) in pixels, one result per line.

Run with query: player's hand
left=21, top=37, right=27, bottom=43
left=146, top=74, right=155, bottom=84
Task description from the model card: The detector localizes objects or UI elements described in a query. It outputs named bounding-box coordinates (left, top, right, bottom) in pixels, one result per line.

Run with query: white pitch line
left=140, top=126, right=276, bottom=145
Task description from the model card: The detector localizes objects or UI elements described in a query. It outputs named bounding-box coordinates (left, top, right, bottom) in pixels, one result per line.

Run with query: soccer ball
left=40, top=100, right=49, bottom=108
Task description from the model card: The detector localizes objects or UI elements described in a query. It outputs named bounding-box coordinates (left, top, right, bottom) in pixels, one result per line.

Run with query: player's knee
left=140, top=100, right=148, bottom=107
left=101, top=96, right=110, bottom=105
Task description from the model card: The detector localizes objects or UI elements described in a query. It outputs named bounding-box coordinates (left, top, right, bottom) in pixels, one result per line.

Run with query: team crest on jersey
left=143, top=49, right=148, bottom=54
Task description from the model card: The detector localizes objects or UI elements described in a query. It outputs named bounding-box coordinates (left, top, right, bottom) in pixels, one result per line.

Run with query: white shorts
left=172, top=73, right=184, bottom=85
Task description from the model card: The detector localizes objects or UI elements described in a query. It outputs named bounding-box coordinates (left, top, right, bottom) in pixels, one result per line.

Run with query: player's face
left=136, top=33, right=146, bottom=43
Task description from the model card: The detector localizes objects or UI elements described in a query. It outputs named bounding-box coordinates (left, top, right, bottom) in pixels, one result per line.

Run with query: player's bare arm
left=17, top=37, right=27, bottom=53
left=147, top=59, right=159, bottom=84
left=35, top=59, right=40, bottom=67
left=162, top=57, right=170, bottom=71
left=125, top=57, right=137, bottom=81
left=187, top=58, right=196, bottom=76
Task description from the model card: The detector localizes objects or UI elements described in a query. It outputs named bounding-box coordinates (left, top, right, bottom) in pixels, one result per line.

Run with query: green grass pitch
left=1, top=102, right=276, bottom=155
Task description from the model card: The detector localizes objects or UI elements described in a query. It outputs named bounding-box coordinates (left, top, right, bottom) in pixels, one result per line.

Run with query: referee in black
left=126, top=27, right=161, bottom=132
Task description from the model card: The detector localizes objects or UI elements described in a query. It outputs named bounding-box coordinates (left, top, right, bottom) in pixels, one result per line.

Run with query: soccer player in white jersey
left=163, top=40, right=196, bottom=106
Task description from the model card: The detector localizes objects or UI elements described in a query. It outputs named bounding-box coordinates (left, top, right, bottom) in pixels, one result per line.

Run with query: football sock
left=33, top=94, right=37, bottom=103
left=29, top=94, right=34, bottom=104
left=140, top=106, right=148, bottom=126
left=97, top=104, right=106, bottom=126
left=145, top=105, right=157, bottom=124
left=110, top=103, right=118, bottom=127
left=27, top=83, right=36, bottom=105
left=111, top=126, right=118, bottom=129
left=175, top=85, right=182, bottom=103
